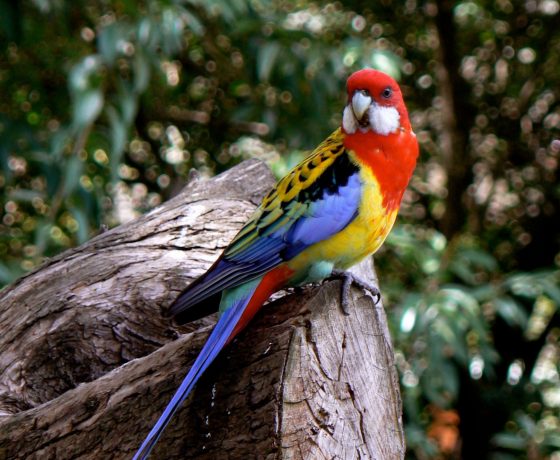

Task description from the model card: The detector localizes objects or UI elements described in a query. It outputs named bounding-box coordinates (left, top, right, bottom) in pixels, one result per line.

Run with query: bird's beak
left=351, top=91, right=372, bottom=122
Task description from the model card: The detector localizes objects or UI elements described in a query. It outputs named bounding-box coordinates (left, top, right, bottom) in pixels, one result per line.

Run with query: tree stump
left=0, top=159, right=404, bottom=460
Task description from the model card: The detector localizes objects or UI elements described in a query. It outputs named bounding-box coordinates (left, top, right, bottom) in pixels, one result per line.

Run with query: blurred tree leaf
left=494, top=296, right=528, bottom=328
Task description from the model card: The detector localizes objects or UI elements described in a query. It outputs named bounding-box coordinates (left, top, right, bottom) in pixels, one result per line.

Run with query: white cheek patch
left=342, top=104, right=358, bottom=134
left=367, top=105, right=400, bottom=136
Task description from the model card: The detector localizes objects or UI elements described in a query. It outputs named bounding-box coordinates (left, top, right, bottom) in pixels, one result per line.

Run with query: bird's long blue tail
left=133, top=286, right=257, bottom=460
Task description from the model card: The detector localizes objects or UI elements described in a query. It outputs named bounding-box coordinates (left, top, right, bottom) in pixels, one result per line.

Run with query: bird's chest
left=293, top=174, right=397, bottom=270
left=335, top=179, right=397, bottom=265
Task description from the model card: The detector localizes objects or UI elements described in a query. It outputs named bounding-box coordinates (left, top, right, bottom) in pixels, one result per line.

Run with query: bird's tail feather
left=132, top=284, right=258, bottom=460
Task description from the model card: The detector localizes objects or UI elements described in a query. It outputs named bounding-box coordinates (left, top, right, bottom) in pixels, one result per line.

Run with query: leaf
left=62, top=156, right=83, bottom=197
left=133, top=50, right=150, bottom=93
left=72, top=89, right=104, bottom=129
left=460, top=248, right=498, bottom=271
left=0, top=262, right=18, bottom=284
left=34, top=220, right=51, bottom=254
left=68, top=55, right=105, bottom=131
left=69, top=206, right=90, bottom=244
left=542, top=274, right=560, bottom=305
left=69, top=55, right=103, bottom=93
left=106, top=106, right=127, bottom=182
left=505, top=273, right=543, bottom=299
left=491, top=433, right=527, bottom=450
left=543, top=432, right=560, bottom=448
left=8, top=188, right=43, bottom=202
left=440, top=286, right=479, bottom=315
left=257, top=41, right=281, bottom=82
left=449, top=248, right=498, bottom=285
left=161, top=7, right=187, bottom=53
left=49, top=127, right=72, bottom=160
left=181, top=8, right=205, bottom=36
left=117, top=84, right=138, bottom=124
left=137, top=17, right=153, bottom=47
left=440, top=361, right=459, bottom=397
left=494, top=296, right=528, bottom=328
left=516, top=413, right=536, bottom=434
left=432, top=316, right=457, bottom=345
left=400, top=306, right=417, bottom=333
left=98, top=23, right=124, bottom=65
left=421, top=360, right=454, bottom=405
left=448, top=258, right=474, bottom=284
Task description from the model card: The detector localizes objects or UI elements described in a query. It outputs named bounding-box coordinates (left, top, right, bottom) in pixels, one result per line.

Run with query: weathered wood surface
left=0, top=159, right=404, bottom=459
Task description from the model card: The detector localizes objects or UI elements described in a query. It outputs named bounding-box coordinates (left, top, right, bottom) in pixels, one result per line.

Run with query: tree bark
left=434, top=0, right=475, bottom=239
left=0, top=159, right=404, bottom=459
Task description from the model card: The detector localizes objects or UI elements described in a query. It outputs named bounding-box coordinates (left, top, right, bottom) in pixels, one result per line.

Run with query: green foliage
left=378, top=226, right=560, bottom=458
left=0, top=0, right=406, bottom=283
left=1, top=1, right=559, bottom=458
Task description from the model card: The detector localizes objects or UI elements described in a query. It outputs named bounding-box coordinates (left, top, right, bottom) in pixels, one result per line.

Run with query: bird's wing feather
left=133, top=277, right=263, bottom=460
left=169, top=129, right=362, bottom=318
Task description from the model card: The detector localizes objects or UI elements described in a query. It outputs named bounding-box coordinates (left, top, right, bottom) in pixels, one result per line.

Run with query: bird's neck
left=343, top=127, right=418, bottom=211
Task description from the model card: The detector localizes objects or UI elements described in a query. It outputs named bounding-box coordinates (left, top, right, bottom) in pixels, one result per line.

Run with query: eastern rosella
left=134, top=68, right=418, bottom=459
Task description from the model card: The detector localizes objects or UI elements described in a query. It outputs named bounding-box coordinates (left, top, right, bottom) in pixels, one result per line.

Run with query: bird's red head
left=342, top=68, right=418, bottom=211
left=342, top=68, right=411, bottom=135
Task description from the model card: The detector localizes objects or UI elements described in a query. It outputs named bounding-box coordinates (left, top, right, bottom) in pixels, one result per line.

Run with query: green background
left=1, top=1, right=559, bottom=458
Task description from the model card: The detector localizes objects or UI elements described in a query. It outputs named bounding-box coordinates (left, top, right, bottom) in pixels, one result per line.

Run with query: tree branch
left=0, top=160, right=404, bottom=459
left=434, top=0, right=475, bottom=238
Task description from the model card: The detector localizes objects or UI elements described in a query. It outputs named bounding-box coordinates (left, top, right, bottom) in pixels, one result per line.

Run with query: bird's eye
left=381, top=87, right=393, bottom=99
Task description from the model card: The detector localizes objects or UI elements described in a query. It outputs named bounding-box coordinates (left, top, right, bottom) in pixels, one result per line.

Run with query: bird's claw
left=328, top=269, right=381, bottom=315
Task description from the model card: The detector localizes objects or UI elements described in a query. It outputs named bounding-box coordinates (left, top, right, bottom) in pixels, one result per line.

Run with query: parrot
left=134, top=68, right=419, bottom=459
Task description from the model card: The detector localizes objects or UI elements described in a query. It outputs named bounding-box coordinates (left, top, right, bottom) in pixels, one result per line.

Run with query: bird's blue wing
left=169, top=130, right=362, bottom=319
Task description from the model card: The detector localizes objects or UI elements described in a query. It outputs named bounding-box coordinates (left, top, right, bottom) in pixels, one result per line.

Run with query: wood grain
left=0, top=160, right=404, bottom=459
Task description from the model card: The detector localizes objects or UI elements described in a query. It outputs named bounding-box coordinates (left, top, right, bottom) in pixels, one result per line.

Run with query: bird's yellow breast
left=287, top=162, right=398, bottom=273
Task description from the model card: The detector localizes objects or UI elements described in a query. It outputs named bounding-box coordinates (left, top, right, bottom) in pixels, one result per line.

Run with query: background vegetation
left=1, top=0, right=559, bottom=458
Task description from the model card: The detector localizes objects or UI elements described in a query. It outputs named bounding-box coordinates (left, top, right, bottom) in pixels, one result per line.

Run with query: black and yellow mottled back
left=226, top=128, right=358, bottom=257
left=170, top=128, right=362, bottom=322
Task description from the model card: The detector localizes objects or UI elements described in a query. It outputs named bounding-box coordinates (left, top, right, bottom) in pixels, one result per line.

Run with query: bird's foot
left=328, top=269, right=381, bottom=315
